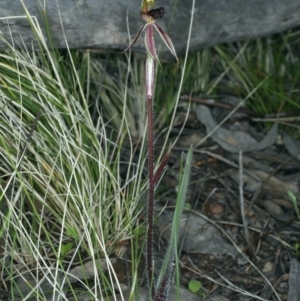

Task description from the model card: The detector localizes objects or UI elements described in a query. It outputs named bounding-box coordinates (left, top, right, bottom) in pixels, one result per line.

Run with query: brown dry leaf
left=262, top=261, right=274, bottom=274
left=196, top=105, right=278, bottom=153
left=230, top=169, right=299, bottom=199
left=273, top=198, right=294, bottom=209
left=283, top=131, right=300, bottom=162
left=263, top=200, right=293, bottom=222
left=253, top=170, right=298, bottom=196
left=178, top=132, right=206, bottom=148
left=229, top=170, right=260, bottom=192
left=207, top=296, right=230, bottom=301
left=240, top=155, right=274, bottom=172
left=207, top=203, right=224, bottom=215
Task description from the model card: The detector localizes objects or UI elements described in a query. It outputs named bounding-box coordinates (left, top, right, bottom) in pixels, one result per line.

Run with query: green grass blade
left=156, top=146, right=193, bottom=298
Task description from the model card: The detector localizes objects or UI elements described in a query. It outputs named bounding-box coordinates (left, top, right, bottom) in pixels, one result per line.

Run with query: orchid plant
left=124, top=1, right=192, bottom=301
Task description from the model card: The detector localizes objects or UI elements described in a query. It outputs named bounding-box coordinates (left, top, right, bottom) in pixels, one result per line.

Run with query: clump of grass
left=151, top=28, right=300, bottom=137
left=88, top=52, right=148, bottom=140
left=0, top=6, right=149, bottom=300
left=213, top=35, right=300, bottom=117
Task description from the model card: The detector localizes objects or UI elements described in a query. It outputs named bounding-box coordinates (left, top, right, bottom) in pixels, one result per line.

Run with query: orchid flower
left=123, top=2, right=180, bottom=300
left=123, top=4, right=178, bottom=64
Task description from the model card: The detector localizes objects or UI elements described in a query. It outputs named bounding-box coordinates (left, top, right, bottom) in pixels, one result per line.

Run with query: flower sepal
left=123, top=5, right=178, bottom=65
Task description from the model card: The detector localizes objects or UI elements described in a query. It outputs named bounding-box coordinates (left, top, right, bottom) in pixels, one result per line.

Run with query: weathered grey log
left=288, top=259, right=300, bottom=301
left=0, top=0, right=300, bottom=58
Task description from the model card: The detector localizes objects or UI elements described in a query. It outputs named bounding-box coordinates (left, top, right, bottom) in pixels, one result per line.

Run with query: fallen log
left=0, top=0, right=300, bottom=58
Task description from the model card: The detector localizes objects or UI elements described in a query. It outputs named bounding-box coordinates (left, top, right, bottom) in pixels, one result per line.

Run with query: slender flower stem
left=146, top=56, right=156, bottom=299
left=123, top=5, right=178, bottom=299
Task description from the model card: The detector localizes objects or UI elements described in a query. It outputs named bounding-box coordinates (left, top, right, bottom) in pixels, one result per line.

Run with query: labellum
left=147, top=7, right=164, bottom=20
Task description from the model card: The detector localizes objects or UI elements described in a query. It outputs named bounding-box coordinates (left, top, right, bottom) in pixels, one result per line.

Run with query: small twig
left=186, top=256, right=270, bottom=301
left=238, top=147, right=257, bottom=263
left=180, top=94, right=258, bottom=116
left=216, top=220, right=293, bottom=249
left=173, top=147, right=262, bottom=187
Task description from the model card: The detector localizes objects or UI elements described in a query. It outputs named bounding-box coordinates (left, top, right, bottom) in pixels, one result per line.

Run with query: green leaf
left=288, top=191, right=300, bottom=221
left=156, top=145, right=193, bottom=292
left=188, top=280, right=202, bottom=294
left=184, top=203, right=191, bottom=210
left=66, top=226, right=79, bottom=240
left=60, top=242, right=74, bottom=257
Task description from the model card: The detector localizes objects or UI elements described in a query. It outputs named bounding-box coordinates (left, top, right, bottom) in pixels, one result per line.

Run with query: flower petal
left=147, top=7, right=164, bottom=20
left=153, top=23, right=178, bottom=61
left=122, top=24, right=147, bottom=53
left=145, top=24, right=159, bottom=63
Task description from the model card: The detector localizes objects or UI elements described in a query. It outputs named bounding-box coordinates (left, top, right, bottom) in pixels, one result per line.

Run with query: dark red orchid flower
left=123, top=5, right=178, bottom=64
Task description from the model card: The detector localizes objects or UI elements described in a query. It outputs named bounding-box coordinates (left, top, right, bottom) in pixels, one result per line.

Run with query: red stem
left=146, top=57, right=156, bottom=299
left=153, top=151, right=170, bottom=187
left=147, top=95, right=155, bottom=298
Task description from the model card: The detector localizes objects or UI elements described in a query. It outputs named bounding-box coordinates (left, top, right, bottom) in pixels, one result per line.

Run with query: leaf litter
left=2, top=99, right=300, bottom=301
left=152, top=100, right=299, bottom=300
